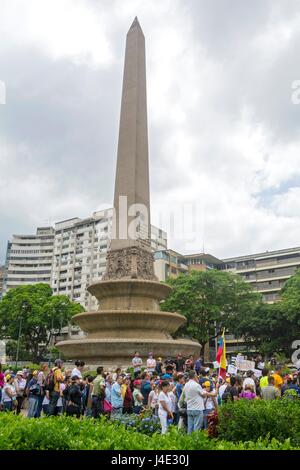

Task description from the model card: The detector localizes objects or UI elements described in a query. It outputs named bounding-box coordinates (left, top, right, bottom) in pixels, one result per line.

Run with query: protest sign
left=254, top=369, right=262, bottom=378
left=227, top=364, right=238, bottom=375
left=236, top=359, right=255, bottom=371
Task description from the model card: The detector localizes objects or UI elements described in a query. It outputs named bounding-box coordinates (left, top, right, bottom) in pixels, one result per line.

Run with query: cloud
left=1, top=0, right=300, bottom=264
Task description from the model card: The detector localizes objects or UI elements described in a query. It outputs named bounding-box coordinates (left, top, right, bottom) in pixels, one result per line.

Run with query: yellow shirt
left=260, top=376, right=269, bottom=389
left=121, top=384, right=127, bottom=399
left=54, top=368, right=64, bottom=393
left=272, top=373, right=283, bottom=389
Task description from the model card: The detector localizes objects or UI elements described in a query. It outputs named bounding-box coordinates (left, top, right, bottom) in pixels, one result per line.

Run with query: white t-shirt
left=132, top=357, right=143, bottom=372
left=148, top=390, right=159, bottom=409
left=57, top=383, right=65, bottom=407
left=168, top=391, right=176, bottom=413
left=42, top=395, right=50, bottom=405
left=2, top=384, right=16, bottom=402
left=184, top=380, right=207, bottom=411
left=204, top=396, right=215, bottom=411
left=14, top=378, right=26, bottom=396
left=71, top=367, right=82, bottom=379
left=219, top=383, right=227, bottom=399
left=158, top=391, right=171, bottom=417
left=243, top=377, right=256, bottom=393
left=147, top=358, right=156, bottom=371
left=37, top=371, right=45, bottom=386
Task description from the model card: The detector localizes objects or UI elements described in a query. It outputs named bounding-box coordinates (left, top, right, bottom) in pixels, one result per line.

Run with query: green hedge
left=0, top=413, right=298, bottom=450
left=218, top=399, right=300, bottom=445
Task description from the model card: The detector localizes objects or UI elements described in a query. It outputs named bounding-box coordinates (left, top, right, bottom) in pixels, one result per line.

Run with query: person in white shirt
left=202, top=381, right=218, bottom=429
left=158, top=380, right=173, bottom=434
left=183, top=370, right=216, bottom=433
left=71, top=360, right=85, bottom=379
left=146, top=353, right=156, bottom=374
left=2, top=375, right=17, bottom=412
left=14, top=371, right=27, bottom=414
left=218, top=378, right=229, bottom=400
left=132, top=352, right=143, bottom=378
left=243, top=371, right=256, bottom=393
left=148, top=382, right=159, bottom=415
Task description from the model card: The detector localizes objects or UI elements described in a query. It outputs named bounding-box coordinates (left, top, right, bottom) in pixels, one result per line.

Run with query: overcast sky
left=1, top=0, right=300, bottom=263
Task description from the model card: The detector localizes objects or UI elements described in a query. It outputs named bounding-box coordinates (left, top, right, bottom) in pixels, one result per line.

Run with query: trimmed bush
left=0, top=413, right=298, bottom=450
left=218, top=399, right=300, bottom=445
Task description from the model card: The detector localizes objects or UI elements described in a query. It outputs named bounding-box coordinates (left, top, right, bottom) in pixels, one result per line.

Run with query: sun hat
left=16, top=371, right=24, bottom=376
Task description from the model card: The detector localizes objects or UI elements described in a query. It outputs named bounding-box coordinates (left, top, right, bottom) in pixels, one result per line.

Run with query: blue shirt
left=176, top=383, right=183, bottom=400
left=111, top=382, right=123, bottom=409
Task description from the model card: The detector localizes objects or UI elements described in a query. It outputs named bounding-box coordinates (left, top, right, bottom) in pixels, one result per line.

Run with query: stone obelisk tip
left=128, top=16, right=143, bottom=33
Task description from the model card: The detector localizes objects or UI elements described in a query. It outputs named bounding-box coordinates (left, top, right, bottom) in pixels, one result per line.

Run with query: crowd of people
left=1, top=352, right=300, bottom=434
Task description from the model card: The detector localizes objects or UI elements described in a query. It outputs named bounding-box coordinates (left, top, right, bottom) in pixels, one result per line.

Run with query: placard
left=227, top=364, right=238, bottom=375
left=236, top=359, right=255, bottom=371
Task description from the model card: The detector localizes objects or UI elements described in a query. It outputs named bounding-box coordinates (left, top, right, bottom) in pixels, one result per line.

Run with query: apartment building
left=2, top=209, right=167, bottom=310
left=154, top=250, right=221, bottom=281
left=221, top=246, right=300, bottom=302
left=2, top=227, right=55, bottom=295
left=0, top=265, right=5, bottom=299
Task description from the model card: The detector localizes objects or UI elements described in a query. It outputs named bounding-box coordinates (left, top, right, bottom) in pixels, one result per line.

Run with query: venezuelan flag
left=216, top=331, right=227, bottom=379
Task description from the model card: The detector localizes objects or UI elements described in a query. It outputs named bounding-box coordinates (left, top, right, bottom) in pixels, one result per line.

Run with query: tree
left=230, top=269, right=300, bottom=357
left=0, top=283, right=84, bottom=362
left=161, top=269, right=261, bottom=356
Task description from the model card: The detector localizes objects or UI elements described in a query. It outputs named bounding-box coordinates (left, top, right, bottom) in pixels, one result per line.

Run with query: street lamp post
left=15, top=315, right=23, bottom=369
left=48, top=316, right=54, bottom=367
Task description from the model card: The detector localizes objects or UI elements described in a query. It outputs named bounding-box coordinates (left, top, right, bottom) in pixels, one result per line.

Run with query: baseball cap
left=16, top=371, right=24, bottom=376
left=133, top=379, right=141, bottom=386
left=205, top=367, right=210, bottom=373
left=203, top=381, right=211, bottom=388
left=5, top=374, right=15, bottom=380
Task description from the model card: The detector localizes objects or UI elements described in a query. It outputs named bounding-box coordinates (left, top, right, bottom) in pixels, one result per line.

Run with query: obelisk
left=56, top=19, right=200, bottom=365
left=105, top=17, right=155, bottom=280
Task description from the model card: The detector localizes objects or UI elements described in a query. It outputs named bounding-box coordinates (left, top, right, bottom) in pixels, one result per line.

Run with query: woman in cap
left=2, top=375, right=17, bottom=412
left=14, top=371, right=27, bottom=414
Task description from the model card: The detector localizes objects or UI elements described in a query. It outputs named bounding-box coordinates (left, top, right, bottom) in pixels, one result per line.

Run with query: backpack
left=44, top=368, right=57, bottom=392
left=29, top=383, right=41, bottom=396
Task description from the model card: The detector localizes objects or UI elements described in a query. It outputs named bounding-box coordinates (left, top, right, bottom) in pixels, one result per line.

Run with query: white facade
left=3, top=227, right=54, bottom=294
left=3, top=209, right=167, bottom=310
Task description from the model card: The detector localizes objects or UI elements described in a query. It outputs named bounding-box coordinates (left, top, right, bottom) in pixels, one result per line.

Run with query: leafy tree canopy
left=161, top=269, right=261, bottom=355
left=0, top=283, right=84, bottom=362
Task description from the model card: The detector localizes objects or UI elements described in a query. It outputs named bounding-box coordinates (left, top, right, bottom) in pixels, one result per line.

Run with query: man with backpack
left=46, top=359, right=64, bottom=416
